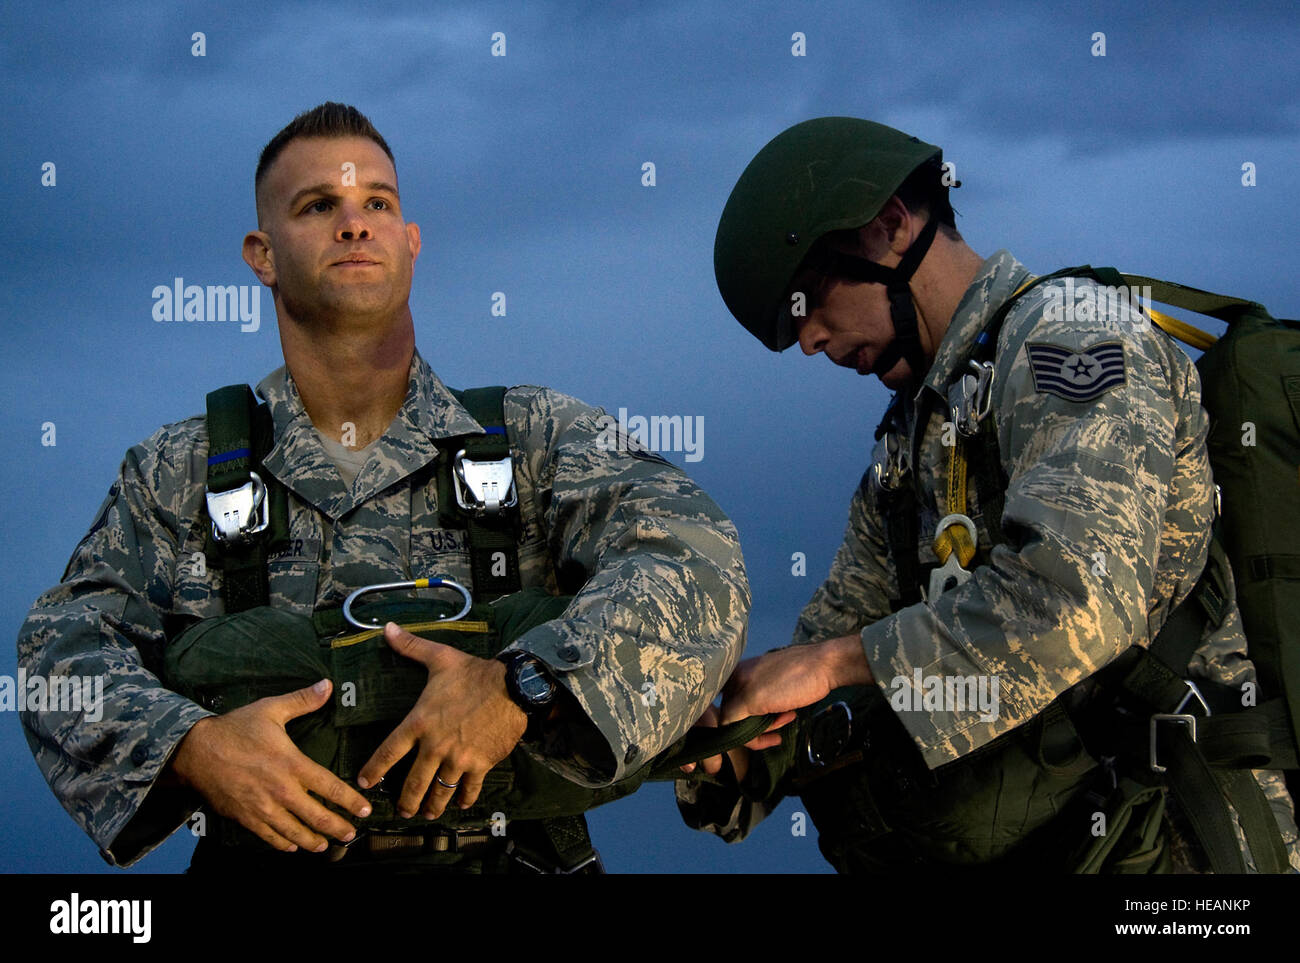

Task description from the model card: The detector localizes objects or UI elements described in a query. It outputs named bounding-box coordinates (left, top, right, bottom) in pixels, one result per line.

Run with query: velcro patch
left=1025, top=341, right=1126, bottom=403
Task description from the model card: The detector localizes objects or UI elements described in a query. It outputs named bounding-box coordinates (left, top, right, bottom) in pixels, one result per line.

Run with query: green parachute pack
left=169, top=382, right=766, bottom=865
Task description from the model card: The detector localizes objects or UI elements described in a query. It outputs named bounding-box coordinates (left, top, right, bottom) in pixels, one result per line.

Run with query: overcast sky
left=2, top=0, right=1297, bottom=874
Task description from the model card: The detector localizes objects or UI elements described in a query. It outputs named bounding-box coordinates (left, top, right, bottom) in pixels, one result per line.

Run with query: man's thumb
left=274, top=678, right=332, bottom=722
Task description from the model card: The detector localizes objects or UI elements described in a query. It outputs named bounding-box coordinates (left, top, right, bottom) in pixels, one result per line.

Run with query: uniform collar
left=254, top=349, right=486, bottom=520
left=917, top=249, right=1032, bottom=403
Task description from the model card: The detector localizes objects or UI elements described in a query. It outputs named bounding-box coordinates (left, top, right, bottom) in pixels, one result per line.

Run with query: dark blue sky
left=2, top=0, right=1297, bottom=873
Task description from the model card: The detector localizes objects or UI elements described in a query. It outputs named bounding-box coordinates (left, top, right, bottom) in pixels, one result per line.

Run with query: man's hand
left=357, top=623, right=528, bottom=820
left=168, top=679, right=372, bottom=853
left=678, top=704, right=796, bottom=782
left=719, top=634, right=873, bottom=725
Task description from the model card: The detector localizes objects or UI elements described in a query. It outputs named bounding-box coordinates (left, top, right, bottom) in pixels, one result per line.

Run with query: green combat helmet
left=713, top=116, right=949, bottom=381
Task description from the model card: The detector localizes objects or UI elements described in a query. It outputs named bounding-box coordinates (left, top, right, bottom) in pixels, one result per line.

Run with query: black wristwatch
left=497, top=650, right=558, bottom=720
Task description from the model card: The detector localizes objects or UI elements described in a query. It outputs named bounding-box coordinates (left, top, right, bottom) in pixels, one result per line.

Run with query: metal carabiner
left=341, top=577, right=473, bottom=630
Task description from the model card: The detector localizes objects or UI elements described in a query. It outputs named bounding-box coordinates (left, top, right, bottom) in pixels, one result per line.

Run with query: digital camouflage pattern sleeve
left=17, top=419, right=218, bottom=866
left=503, top=385, right=750, bottom=786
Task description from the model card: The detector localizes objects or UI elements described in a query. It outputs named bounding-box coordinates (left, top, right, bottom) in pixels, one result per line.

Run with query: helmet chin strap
left=815, top=213, right=940, bottom=384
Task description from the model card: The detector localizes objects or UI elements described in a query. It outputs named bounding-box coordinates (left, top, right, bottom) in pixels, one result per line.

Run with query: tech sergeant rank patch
left=1024, top=340, right=1126, bottom=403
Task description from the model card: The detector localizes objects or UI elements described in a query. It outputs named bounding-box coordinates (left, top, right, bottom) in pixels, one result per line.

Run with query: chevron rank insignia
left=1024, top=341, right=1126, bottom=402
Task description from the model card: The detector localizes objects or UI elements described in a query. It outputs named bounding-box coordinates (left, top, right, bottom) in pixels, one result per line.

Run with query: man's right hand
left=167, top=679, right=372, bottom=853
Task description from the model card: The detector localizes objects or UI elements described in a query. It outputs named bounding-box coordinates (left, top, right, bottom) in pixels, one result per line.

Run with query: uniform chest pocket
left=266, top=537, right=322, bottom=615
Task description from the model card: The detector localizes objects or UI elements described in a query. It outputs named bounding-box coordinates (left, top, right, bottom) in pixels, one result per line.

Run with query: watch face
left=516, top=659, right=555, bottom=705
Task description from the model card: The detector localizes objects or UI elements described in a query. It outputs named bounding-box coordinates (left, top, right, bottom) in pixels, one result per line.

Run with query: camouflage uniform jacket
left=19, top=350, right=750, bottom=866
left=679, top=250, right=1297, bottom=867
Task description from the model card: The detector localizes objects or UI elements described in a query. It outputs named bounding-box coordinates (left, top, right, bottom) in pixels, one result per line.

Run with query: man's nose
left=336, top=204, right=372, bottom=241
left=797, top=317, right=829, bottom=356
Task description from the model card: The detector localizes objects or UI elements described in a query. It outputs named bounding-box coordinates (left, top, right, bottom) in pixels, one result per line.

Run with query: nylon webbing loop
left=205, top=385, right=259, bottom=493
left=934, top=521, right=977, bottom=568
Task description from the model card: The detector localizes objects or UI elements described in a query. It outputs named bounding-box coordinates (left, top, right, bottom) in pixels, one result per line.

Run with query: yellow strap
left=1147, top=307, right=1218, bottom=351
left=945, top=435, right=968, bottom=517
left=932, top=272, right=1040, bottom=567
left=331, top=619, right=492, bottom=648
left=937, top=438, right=977, bottom=566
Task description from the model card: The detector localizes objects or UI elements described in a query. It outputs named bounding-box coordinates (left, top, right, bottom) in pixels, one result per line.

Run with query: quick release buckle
left=870, top=431, right=911, bottom=493
left=205, top=472, right=270, bottom=544
left=805, top=700, right=854, bottom=768
left=452, top=449, right=518, bottom=516
left=1149, top=680, right=1211, bottom=774
left=952, top=360, right=995, bottom=438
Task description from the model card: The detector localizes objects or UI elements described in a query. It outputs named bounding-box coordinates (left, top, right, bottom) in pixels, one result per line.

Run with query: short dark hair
left=255, top=102, right=396, bottom=192
left=893, top=154, right=959, bottom=235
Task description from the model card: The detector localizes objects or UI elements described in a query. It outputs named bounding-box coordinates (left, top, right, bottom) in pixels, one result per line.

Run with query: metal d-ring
left=342, top=577, right=473, bottom=630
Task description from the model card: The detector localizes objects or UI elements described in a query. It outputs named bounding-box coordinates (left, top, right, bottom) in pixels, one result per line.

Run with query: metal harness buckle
left=452, top=449, right=518, bottom=516
left=205, top=472, right=270, bottom=544
left=1149, top=680, right=1211, bottom=773
left=871, top=431, right=911, bottom=493
left=505, top=841, right=605, bottom=874
left=805, top=700, right=854, bottom=767
left=952, top=360, right=995, bottom=437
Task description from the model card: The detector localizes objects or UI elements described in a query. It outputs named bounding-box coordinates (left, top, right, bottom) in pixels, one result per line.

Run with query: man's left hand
left=719, top=634, right=874, bottom=726
left=358, top=623, right=528, bottom=819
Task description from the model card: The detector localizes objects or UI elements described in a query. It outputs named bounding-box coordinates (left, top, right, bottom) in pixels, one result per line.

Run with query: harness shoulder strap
left=204, top=385, right=288, bottom=613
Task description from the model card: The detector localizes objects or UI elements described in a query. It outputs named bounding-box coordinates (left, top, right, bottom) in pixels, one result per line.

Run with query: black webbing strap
left=206, top=385, right=259, bottom=493
left=1092, top=549, right=1290, bottom=873
left=204, top=385, right=288, bottom=613
left=972, top=415, right=1008, bottom=550
left=526, top=814, right=601, bottom=873
left=883, top=483, right=923, bottom=610
left=815, top=214, right=942, bottom=382
left=437, top=387, right=522, bottom=598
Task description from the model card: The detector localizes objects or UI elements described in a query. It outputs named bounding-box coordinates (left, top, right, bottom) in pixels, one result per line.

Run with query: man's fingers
left=423, top=766, right=463, bottom=819
left=457, top=771, right=485, bottom=810
left=744, top=732, right=784, bottom=751
left=398, top=748, right=441, bottom=819
left=701, top=753, right=724, bottom=775
left=300, top=759, right=372, bottom=819
left=249, top=823, right=300, bottom=853
left=263, top=804, right=329, bottom=853
left=383, top=622, right=439, bottom=667
left=287, top=789, right=359, bottom=844
left=266, top=679, right=332, bottom=725
left=357, top=724, right=417, bottom=790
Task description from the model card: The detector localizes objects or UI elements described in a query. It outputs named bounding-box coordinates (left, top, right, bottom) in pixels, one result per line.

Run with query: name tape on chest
left=1025, top=340, right=1126, bottom=403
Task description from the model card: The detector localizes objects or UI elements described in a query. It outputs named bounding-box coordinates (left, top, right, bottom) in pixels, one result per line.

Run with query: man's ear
left=405, top=221, right=421, bottom=264
left=243, top=231, right=276, bottom=286
left=863, top=194, right=915, bottom=258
